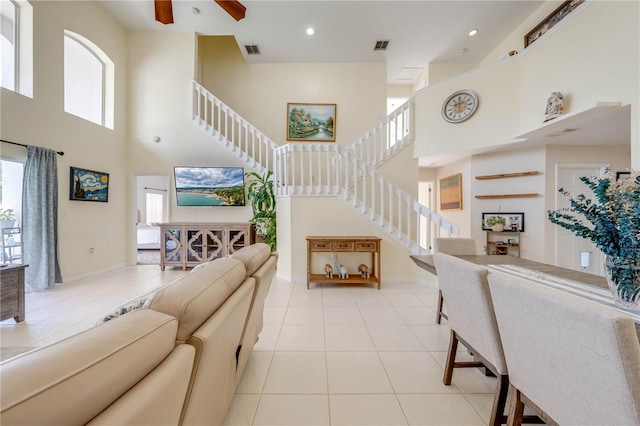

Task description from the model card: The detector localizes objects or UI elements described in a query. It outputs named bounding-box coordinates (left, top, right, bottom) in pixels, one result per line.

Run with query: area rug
left=137, top=249, right=160, bottom=265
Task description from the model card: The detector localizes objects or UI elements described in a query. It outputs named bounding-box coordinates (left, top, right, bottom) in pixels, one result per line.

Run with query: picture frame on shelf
left=524, top=0, right=585, bottom=47
left=69, top=167, right=109, bottom=202
left=616, top=171, right=632, bottom=181
left=287, top=103, right=336, bottom=142
left=482, top=212, right=525, bottom=232
left=439, top=173, right=462, bottom=210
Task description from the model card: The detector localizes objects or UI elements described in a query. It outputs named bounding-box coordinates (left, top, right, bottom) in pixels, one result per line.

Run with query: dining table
left=410, top=254, right=640, bottom=335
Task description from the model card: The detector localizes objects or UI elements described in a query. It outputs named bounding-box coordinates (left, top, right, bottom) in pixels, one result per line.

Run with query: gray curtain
left=22, top=146, right=62, bottom=292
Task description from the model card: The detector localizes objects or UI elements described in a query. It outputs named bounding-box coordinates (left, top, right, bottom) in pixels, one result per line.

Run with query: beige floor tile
left=463, top=394, right=494, bottom=424
left=264, top=292, right=292, bottom=307
left=262, top=352, right=327, bottom=394
left=288, top=290, right=323, bottom=307
left=383, top=294, right=425, bottom=307
left=323, top=307, right=364, bottom=325
left=322, top=292, right=357, bottom=307
left=283, top=306, right=324, bottom=325
left=253, top=325, right=281, bottom=352
left=275, top=325, right=325, bottom=351
left=379, top=351, right=460, bottom=394
left=236, top=351, right=274, bottom=394
left=329, top=394, right=408, bottom=425
left=359, top=307, right=405, bottom=325
left=354, top=293, right=392, bottom=307
left=394, top=306, right=437, bottom=325
left=398, top=394, right=485, bottom=425
left=252, top=394, right=330, bottom=425
left=448, top=367, right=497, bottom=394
left=409, top=324, right=452, bottom=351
left=325, top=324, right=375, bottom=351
left=326, top=352, right=394, bottom=394
left=367, top=325, right=426, bottom=351
left=262, top=307, right=287, bottom=325
left=223, top=394, right=260, bottom=426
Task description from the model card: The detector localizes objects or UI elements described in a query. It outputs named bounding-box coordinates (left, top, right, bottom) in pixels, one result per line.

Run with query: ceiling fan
left=154, top=0, right=246, bottom=24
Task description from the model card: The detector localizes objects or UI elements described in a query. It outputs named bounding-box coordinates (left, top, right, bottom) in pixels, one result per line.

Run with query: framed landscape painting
left=69, top=167, right=109, bottom=202
left=287, top=103, right=336, bottom=142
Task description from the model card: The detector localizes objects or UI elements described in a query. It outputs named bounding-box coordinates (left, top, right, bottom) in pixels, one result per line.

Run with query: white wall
left=1, top=0, right=129, bottom=279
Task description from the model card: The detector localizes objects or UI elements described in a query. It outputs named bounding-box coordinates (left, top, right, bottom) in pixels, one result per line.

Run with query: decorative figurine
left=324, top=263, right=333, bottom=279
left=358, top=264, right=370, bottom=279
left=332, top=254, right=349, bottom=279
left=544, top=91, right=564, bottom=122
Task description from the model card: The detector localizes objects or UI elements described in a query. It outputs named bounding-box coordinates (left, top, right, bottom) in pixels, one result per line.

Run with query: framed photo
left=70, top=167, right=109, bottom=202
left=616, top=171, right=632, bottom=181
left=439, top=173, right=462, bottom=210
left=524, top=0, right=585, bottom=47
left=287, top=103, right=336, bottom=142
left=482, top=212, right=525, bottom=232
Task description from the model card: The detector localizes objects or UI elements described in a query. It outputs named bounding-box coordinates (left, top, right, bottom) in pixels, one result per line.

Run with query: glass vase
left=604, top=256, right=640, bottom=311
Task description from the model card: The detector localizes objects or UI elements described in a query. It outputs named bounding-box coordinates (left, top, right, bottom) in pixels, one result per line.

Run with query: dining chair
left=432, top=252, right=509, bottom=426
left=432, top=237, right=478, bottom=324
left=488, top=272, right=640, bottom=425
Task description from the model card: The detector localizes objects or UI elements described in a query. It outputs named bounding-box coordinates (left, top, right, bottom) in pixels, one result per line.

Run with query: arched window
left=64, top=30, right=114, bottom=129
left=1, top=0, right=32, bottom=96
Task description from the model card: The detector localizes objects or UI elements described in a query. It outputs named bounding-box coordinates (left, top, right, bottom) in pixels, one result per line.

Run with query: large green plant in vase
left=547, top=170, right=640, bottom=311
left=245, top=170, right=276, bottom=251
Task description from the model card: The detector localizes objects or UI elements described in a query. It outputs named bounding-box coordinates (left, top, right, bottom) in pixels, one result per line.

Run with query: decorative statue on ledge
left=544, top=91, right=565, bottom=122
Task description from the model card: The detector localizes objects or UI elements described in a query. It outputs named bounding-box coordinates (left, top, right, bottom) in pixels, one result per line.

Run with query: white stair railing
left=347, top=99, right=414, bottom=168
left=192, top=82, right=459, bottom=253
left=274, top=143, right=459, bottom=254
left=192, top=81, right=277, bottom=174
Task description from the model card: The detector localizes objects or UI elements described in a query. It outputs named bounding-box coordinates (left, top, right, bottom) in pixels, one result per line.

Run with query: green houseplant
left=244, top=170, right=276, bottom=251
left=485, top=215, right=506, bottom=231
left=0, top=206, right=16, bottom=228
left=547, top=170, right=640, bottom=309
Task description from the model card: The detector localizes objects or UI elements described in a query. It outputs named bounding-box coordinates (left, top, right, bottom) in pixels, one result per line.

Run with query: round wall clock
left=441, top=90, right=479, bottom=123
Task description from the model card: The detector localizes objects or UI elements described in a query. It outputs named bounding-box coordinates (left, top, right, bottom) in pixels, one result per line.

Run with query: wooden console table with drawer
left=306, top=236, right=381, bottom=289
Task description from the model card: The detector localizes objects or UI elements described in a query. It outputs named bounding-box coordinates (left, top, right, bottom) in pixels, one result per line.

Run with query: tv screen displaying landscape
left=174, top=166, right=245, bottom=206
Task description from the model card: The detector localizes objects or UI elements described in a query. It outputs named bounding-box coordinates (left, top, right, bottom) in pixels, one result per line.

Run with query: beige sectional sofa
left=0, top=243, right=277, bottom=426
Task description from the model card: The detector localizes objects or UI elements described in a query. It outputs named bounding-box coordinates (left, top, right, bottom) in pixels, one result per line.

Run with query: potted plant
left=0, top=207, right=16, bottom=229
left=548, top=170, right=640, bottom=310
left=244, top=170, right=276, bottom=251
left=485, top=215, right=506, bottom=232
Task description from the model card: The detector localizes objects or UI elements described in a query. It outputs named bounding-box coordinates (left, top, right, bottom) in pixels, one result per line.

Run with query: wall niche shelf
left=475, top=193, right=539, bottom=199
left=475, top=171, right=539, bottom=180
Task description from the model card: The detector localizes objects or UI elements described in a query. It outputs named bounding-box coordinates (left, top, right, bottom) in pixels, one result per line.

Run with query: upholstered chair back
left=433, top=253, right=507, bottom=375
left=488, top=272, right=640, bottom=425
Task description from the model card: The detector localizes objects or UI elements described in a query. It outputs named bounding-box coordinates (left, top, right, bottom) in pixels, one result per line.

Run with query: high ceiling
left=98, top=0, right=545, bottom=85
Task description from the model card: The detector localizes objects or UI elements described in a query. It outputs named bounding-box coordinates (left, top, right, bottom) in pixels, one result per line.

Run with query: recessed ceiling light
left=306, top=27, right=314, bottom=36
left=192, top=7, right=200, bottom=14
left=468, top=28, right=478, bottom=36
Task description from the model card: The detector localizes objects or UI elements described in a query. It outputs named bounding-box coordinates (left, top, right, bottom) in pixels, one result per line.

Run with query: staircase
left=192, top=81, right=459, bottom=254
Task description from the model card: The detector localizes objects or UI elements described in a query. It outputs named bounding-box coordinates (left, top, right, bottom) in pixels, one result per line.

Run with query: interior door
left=555, top=165, right=606, bottom=275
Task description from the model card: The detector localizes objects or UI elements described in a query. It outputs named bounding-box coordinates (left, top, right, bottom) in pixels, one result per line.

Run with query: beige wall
left=1, top=0, right=129, bottom=280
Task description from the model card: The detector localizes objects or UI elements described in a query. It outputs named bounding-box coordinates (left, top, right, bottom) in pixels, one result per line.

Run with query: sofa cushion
left=229, top=243, right=271, bottom=276
left=0, top=309, right=179, bottom=425
left=148, top=258, right=247, bottom=342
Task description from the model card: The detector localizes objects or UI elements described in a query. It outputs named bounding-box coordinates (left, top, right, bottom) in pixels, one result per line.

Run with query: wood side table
left=1, top=263, right=27, bottom=322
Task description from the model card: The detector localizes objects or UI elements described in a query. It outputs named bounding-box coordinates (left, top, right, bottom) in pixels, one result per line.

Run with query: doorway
left=554, top=164, right=607, bottom=275
left=133, top=175, right=170, bottom=265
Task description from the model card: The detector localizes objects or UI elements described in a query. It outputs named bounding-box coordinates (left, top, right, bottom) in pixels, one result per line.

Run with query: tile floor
left=1, top=265, right=498, bottom=425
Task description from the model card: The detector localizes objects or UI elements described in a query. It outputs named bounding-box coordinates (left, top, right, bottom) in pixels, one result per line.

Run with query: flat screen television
left=174, top=166, right=245, bottom=206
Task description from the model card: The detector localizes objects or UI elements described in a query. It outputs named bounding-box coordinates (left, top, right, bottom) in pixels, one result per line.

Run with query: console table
left=160, top=223, right=254, bottom=270
left=0, top=263, right=27, bottom=322
left=306, top=236, right=381, bottom=289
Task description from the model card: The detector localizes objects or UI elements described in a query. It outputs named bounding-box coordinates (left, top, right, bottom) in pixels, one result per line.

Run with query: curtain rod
left=145, top=187, right=167, bottom=192
left=0, top=139, right=64, bottom=156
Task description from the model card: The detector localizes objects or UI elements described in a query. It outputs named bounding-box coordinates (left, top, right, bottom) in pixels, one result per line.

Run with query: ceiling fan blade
left=154, top=0, right=174, bottom=25
left=214, top=0, right=246, bottom=21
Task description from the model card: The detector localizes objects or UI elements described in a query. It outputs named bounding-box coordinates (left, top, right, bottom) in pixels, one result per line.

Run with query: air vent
left=245, top=45, right=260, bottom=55
left=374, top=40, right=390, bottom=51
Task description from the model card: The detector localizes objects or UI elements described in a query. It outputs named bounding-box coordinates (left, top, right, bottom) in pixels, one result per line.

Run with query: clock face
left=442, top=90, right=479, bottom=123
